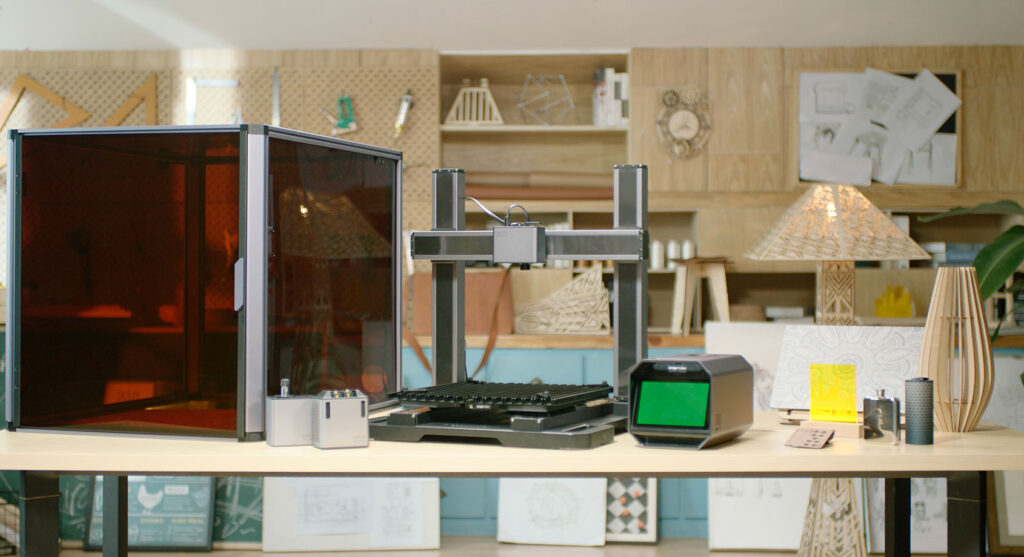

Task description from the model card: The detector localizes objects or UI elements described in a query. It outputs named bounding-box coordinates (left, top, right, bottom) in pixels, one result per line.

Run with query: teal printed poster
left=87, top=476, right=214, bottom=550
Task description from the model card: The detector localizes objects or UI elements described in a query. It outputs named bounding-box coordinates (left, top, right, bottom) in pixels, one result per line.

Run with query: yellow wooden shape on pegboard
left=103, top=74, right=157, bottom=126
left=0, top=74, right=92, bottom=169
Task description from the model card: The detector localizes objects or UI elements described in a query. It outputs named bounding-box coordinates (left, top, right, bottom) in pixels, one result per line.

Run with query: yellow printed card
left=809, top=363, right=858, bottom=423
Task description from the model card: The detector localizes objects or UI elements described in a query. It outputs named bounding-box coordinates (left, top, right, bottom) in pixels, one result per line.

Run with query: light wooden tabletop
left=1, top=412, right=1022, bottom=477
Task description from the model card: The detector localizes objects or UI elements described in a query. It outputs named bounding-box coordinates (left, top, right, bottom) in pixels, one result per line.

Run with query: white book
left=613, top=72, right=629, bottom=126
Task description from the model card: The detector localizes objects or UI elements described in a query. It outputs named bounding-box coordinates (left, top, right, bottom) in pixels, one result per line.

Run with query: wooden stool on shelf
left=669, top=256, right=730, bottom=336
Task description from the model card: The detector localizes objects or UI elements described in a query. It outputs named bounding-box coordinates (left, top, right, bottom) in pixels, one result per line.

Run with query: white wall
left=1, top=0, right=1023, bottom=52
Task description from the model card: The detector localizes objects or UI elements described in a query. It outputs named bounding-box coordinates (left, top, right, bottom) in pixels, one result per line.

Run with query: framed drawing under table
left=2, top=412, right=1023, bottom=557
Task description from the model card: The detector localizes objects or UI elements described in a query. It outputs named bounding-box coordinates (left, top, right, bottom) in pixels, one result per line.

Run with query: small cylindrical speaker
left=905, top=377, right=934, bottom=445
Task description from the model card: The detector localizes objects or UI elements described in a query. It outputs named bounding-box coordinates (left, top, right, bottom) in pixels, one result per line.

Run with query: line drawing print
left=897, top=89, right=942, bottom=127
left=815, top=82, right=854, bottom=115
left=527, top=481, right=582, bottom=530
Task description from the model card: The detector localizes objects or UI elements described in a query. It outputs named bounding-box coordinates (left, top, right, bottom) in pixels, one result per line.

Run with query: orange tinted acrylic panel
left=17, top=131, right=240, bottom=435
left=266, top=138, right=397, bottom=405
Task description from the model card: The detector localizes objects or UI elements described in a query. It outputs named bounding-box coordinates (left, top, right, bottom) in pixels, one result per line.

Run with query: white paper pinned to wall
left=497, top=477, right=606, bottom=546
left=880, top=69, right=962, bottom=151
left=262, top=477, right=439, bottom=552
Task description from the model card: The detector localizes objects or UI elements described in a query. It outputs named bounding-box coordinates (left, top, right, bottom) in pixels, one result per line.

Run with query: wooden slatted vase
left=918, top=265, right=994, bottom=432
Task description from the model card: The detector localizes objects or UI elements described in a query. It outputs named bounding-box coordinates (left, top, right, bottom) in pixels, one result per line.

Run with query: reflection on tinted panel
left=267, top=138, right=396, bottom=405
left=17, top=131, right=240, bottom=436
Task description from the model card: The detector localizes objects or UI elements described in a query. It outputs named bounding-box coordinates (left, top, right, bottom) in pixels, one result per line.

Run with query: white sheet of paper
left=263, top=477, right=439, bottom=552
left=981, top=355, right=1024, bottom=432
left=799, top=150, right=872, bottom=186
left=705, top=321, right=789, bottom=411
left=1004, top=471, right=1024, bottom=536
left=708, top=478, right=812, bottom=550
left=498, top=478, right=606, bottom=546
left=288, top=478, right=372, bottom=536
left=880, top=69, right=961, bottom=150
left=770, top=325, right=924, bottom=412
left=371, top=480, right=424, bottom=547
left=799, top=72, right=863, bottom=124
left=825, top=119, right=907, bottom=185
left=865, top=478, right=946, bottom=553
left=800, top=122, right=844, bottom=153
left=856, top=68, right=912, bottom=123
left=895, top=133, right=957, bottom=186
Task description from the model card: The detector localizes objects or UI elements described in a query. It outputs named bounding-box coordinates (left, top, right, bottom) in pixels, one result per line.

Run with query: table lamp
left=746, top=183, right=930, bottom=325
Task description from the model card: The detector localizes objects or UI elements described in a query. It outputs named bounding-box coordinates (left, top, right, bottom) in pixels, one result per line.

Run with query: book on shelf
left=593, top=67, right=629, bottom=127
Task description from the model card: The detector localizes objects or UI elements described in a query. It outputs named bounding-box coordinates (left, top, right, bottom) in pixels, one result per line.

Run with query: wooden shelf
left=409, top=334, right=704, bottom=350
left=441, top=124, right=627, bottom=134
left=58, top=537, right=795, bottom=556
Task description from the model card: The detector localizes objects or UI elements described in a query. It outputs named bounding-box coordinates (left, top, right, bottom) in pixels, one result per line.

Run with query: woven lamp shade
left=746, top=184, right=930, bottom=262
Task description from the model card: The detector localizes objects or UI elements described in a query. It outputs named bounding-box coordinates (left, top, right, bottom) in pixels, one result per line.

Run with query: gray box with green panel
left=628, top=354, right=752, bottom=449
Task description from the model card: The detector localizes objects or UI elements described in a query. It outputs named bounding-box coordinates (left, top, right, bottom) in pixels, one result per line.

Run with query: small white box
left=313, top=389, right=369, bottom=449
left=265, top=394, right=315, bottom=447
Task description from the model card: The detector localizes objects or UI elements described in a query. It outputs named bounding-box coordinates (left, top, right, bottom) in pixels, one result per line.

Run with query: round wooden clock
left=656, top=86, right=711, bottom=159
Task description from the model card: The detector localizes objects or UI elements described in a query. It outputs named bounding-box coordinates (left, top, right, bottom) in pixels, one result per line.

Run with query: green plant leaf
left=973, top=225, right=1024, bottom=300
left=918, top=200, right=1024, bottom=222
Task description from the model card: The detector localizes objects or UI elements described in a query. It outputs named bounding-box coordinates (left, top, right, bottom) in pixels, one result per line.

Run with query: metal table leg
left=947, top=471, right=986, bottom=557
left=18, top=471, right=59, bottom=557
left=884, top=477, right=910, bottom=557
left=102, top=474, right=128, bottom=557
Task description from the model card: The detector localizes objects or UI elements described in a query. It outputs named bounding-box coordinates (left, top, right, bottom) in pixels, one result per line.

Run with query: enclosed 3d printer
left=5, top=125, right=402, bottom=439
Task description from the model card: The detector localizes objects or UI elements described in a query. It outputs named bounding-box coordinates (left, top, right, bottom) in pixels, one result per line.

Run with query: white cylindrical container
left=666, top=240, right=681, bottom=270
left=650, top=240, right=665, bottom=271
left=681, top=239, right=696, bottom=260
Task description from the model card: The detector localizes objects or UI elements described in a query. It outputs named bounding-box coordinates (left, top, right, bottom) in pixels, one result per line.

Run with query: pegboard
left=297, top=67, right=439, bottom=201
left=170, top=68, right=273, bottom=125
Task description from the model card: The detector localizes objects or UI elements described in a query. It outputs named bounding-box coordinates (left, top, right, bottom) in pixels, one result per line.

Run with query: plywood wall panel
left=783, top=47, right=875, bottom=86
left=872, top=46, right=965, bottom=74
left=706, top=48, right=785, bottom=193
left=630, top=48, right=707, bottom=88
left=709, top=154, right=785, bottom=192
left=962, top=86, right=1024, bottom=193
left=629, top=48, right=708, bottom=192
left=959, top=46, right=1024, bottom=87
left=708, top=48, right=784, bottom=154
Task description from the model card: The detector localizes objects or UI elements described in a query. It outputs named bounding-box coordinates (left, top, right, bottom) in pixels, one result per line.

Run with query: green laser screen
left=635, top=380, right=709, bottom=427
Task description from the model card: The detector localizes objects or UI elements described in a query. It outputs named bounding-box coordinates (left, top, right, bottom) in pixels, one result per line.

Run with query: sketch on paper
left=826, top=119, right=907, bottom=184
left=981, top=357, right=1024, bottom=432
left=293, top=480, right=372, bottom=536
left=263, top=477, right=438, bottom=552
left=857, top=68, right=912, bottom=123
left=770, top=325, right=924, bottom=412
left=371, top=480, right=424, bottom=547
left=498, top=478, right=606, bottom=546
left=895, top=133, right=957, bottom=185
left=705, top=322, right=789, bottom=412
left=708, top=478, right=812, bottom=550
left=880, top=69, right=961, bottom=152
left=865, top=478, right=946, bottom=553
left=800, top=73, right=863, bottom=123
